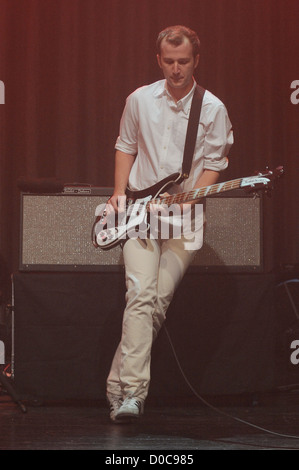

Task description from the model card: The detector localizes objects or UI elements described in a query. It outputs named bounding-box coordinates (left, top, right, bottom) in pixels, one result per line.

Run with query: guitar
left=92, top=166, right=284, bottom=250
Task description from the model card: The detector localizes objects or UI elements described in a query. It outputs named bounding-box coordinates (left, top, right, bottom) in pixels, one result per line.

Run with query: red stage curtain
left=0, top=0, right=298, bottom=278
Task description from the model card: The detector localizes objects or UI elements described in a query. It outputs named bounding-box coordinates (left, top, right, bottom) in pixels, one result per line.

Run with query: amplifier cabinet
left=19, top=188, right=263, bottom=272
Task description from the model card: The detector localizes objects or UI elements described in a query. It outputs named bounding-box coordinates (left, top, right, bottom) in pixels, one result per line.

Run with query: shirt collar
left=154, top=79, right=197, bottom=115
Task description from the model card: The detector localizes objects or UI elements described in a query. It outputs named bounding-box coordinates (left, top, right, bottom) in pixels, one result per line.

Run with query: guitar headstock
left=241, top=165, right=284, bottom=195
left=256, top=166, right=284, bottom=180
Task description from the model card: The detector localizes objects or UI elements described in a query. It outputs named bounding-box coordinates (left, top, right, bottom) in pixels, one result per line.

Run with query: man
left=105, top=25, right=233, bottom=423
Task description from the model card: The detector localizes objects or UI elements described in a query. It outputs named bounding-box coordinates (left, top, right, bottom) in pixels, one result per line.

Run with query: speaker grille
left=20, top=192, right=124, bottom=270
left=192, top=196, right=262, bottom=271
left=20, top=190, right=262, bottom=272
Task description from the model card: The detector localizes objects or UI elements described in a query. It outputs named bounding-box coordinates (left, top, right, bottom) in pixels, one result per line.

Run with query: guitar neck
left=150, top=177, right=243, bottom=207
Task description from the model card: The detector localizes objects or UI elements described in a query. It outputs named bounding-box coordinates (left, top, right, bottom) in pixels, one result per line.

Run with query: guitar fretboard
left=148, top=177, right=243, bottom=207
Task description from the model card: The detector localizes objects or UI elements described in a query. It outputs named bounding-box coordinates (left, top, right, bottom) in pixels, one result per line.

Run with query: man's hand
left=106, top=193, right=127, bottom=214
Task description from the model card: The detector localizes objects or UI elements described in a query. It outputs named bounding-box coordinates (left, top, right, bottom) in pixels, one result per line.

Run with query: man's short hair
left=156, top=25, right=200, bottom=59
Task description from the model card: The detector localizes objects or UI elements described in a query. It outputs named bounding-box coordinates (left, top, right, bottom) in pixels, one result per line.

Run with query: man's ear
left=194, top=54, right=200, bottom=69
left=157, top=54, right=162, bottom=68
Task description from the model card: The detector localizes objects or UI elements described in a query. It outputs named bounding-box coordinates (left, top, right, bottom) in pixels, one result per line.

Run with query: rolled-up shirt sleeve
left=115, top=93, right=138, bottom=156
left=203, top=103, right=233, bottom=172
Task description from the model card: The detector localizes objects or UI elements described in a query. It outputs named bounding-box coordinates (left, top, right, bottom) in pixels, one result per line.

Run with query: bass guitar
left=92, top=166, right=283, bottom=250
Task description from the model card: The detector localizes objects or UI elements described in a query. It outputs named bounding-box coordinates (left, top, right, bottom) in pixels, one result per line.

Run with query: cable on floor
left=163, top=324, right=299, bottom=441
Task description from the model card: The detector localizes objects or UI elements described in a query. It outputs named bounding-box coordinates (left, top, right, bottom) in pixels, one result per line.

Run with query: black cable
left=164, top=324, right=299, bottom=441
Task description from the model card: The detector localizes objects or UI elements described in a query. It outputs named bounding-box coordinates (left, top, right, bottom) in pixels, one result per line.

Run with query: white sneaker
left=107, top=395, right=123, bottom=422
left=115, top=396, right=144, bottom=421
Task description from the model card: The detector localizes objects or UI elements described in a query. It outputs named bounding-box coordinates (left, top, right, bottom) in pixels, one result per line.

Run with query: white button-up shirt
left=115, top=79, right=233, bottom=194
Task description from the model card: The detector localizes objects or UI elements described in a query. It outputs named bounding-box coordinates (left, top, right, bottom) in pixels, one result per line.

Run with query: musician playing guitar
left=105, top=25, right=234, bottom=423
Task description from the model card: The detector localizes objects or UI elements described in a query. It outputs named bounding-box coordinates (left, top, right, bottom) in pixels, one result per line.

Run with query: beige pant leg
left=107, top=238, right=161, bottom=400
left=106, top=236, right=197, bottom=401
left=153, top=237, right=197, bottom=340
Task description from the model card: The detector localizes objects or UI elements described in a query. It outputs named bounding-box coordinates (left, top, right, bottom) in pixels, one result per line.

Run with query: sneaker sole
left=111, top=417, right=133, bottom=424
left=115, top=411, right=141, bottom=422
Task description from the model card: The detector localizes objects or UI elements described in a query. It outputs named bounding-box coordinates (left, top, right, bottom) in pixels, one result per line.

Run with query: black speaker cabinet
left=12, top=271, right=276, bottom=401
left=19, top=188, right=263, bottom=272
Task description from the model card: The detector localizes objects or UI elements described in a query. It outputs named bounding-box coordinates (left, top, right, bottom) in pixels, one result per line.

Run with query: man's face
left=157, top=37, right=199, bottom=98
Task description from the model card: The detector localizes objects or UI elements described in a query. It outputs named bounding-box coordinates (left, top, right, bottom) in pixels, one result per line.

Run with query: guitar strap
left=181, top=85, right=205, bottom=179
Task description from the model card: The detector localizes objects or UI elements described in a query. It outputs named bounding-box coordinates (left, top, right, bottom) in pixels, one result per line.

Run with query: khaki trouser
left=106, top=236, right=198, bottom=401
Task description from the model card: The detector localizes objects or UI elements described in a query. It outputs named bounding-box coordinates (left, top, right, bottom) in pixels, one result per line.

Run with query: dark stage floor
left=1, top=386, right=299, bottom=452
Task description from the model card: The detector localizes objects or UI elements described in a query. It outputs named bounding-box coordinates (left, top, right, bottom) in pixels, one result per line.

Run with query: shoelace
left=109, top=397, right=123, bottom=412
left=122, top=397, right=142, bottom=410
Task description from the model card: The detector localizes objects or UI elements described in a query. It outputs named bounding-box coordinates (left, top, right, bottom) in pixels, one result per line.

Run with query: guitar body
left=92, top=172, right=184, bottom=250
left=125, top=172, right=184, bottom=200
left=92, top=166, right=283, bottom=250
